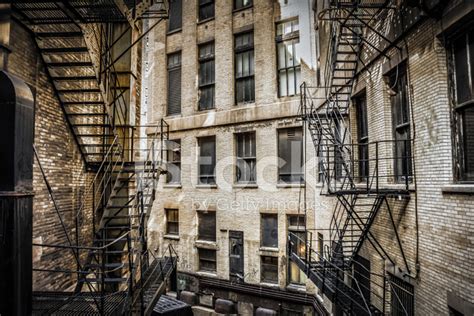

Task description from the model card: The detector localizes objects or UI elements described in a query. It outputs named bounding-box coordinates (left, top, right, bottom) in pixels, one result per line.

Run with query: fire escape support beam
left=384, top=197, right=411, bottom=275
left=337, top=195, right=395, bottom=267
left=58, top=1, right=87, bottom=25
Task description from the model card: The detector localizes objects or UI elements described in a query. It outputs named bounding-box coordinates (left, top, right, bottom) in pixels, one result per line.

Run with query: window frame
left=234, top=31, right=255, bottom=104
left=287, top=215, right=306, bottom=285
left=198, top=41, right=216, bottom=111
left=198, top=248, right=217, bottom=272
left=198, top=0, right=215, bottom=22
left=198, top=136, right=216, bottom=185
left=167, top=0, right=183, bottom=33
left=261, top=214, right=278, bottom=248
left=197, top=211, right=216, bottom=242
left=355, top=93, right=369, bottom=182
left=388, top=64, right=412, bottom=183
left=260, top=255, right=278, bottom=284
left=449, top=27, right=474, bottom=183
left=165, top=209, right=179, bottom=236
left=167, top=51, right=182, bottom=116
left=235, top=131, right=257, bottom=183
left=277, top=127, right=304, bottom=183
left=166, top=139, right=181, bottom=184
left=276, top=18, right=301, bottom=97
left=233, top=0, right=253, bottom=11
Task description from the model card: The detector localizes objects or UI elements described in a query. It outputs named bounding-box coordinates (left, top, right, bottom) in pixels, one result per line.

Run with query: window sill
left=276, top=183, right=305, bottom=188
left=163, top=184, right=182, bottom=189
left=235, top=101, right=255, bottom=107
left=196, top=184, right=217, bottom=189
left=260, top=282, right=279, bottom=288
left=286, top=284, right=306, bottom=293
left=442, top=184, right=474, bottom=194
left=197, top=17, right=215, bottom=25
left=164, top=234, right=180, bottom=240
left=196, top=271, right=218, bottom=278
left=233, top=5, right=253, bottom=14
left=259, top=247, right=279, bottom=254
left=233, top=183, right=258, bottom=189
left=195, top=240, right=217, bottom=250
left=166, top=28, right=182, bottom=36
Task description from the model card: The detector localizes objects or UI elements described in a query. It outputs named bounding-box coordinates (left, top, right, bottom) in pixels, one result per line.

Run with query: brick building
left=142, top=0, right=332, bottom=314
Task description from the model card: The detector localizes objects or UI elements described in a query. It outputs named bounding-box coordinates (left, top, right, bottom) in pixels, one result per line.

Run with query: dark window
left=261, top=214, right=278, bottom=248
left=166, top=209, right=179, bottom=235
left=278, top=127, right=303, bottom=183
left=168, top=0, right=182, bottom=32
left=389, top=65, right=412, bottom=183
left=355, top=94, right=369, bottom=181
left=198, top=136, right=216, bottom=184
left=235, top=32, right=255, bottom=103
left=198, top=211, right=216, bottom=241
left=199, top=42, right=215, bottom=110
left=166, top=139, right=181, bottom=184
left=236, top=132, right=256, bottom=183
left=198, top=248, right=216, bottom=272
left=276, top=19, right=301, bottom=97
left=451, top=29, right=474, bottom=182
left=234, top=0, right=252, bottom=10
left=334, top=120, right=344, bottom=180
left=288, top=216, right=305, bottom=284
left=167, top=52, right=181, bottom=115
left=390, top=274, right=414, bottom=316
left=317, top=232, right=324, bottom=257
left=261, top=256, right=278, bottom=283
left=198, top=0, right=214, bottom=21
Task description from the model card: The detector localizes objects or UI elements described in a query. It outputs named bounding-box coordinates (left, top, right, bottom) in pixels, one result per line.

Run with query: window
left=288, top=216, right=306, bottom=285
left=198, top=42, right=215, bottom=110
left=166, top=139, right=181, bottom=184
left=198, top=248, right=216, bottom=272
left=317, top=233, right=324, bottom=257
left=234, top=0, right=252, bottom=10
left=276, top=19, right=301, bottom=97
left=166, top=209, right=179, bottom=235
left=236, top=132, right=256, bottom=183
left=198, top=211, right=216, bottom=241
left=261, top=256, right=278, bottom=284
left=261, top=214, right=278, bottom=248
left=278, top=127, right=303, bottom=183
left=235, top=32, right=255, bottom=104
left=198, top=136, right=216, bottom=184
left=389, top=274, right=414, bottom=316
left=168, top=0, right=182, bottom=32
left=198, top=0, right=214, bottom=21
left=167, top=52, right=181, bottom=115
left=389, top=65, right=412, bottom=183
left=355, top=94, right=369, bottom=181
left=450, top=29, right=474, bottom=182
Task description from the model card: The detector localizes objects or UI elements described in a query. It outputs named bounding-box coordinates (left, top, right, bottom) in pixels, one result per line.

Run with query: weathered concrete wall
left=7, top=21, right=94, bottom=291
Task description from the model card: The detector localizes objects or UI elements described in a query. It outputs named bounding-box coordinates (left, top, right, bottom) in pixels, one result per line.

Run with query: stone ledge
left=441, top=184, right=474, bottom=194
left=164, top=234, right=180, bottom=240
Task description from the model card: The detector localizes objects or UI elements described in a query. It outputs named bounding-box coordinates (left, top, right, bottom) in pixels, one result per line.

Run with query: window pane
left=198, top=136, right=216, bottom=184
left=166, top=209, right=179, bottom=235
left=287, top=68, right=295, bottom=96
left=167, top=53, right=181, bottom=115
left=277, top=42, right=286, bottom=69
left=198, top=212, right=216, bottom=241
left=261, top=214, right=278, bottom=248
left=278, top=128, right=303, bottom=182
left=168, top=0, right=182, bottom=32
left=199, top=248, right=216, bottom=272
left=199, top=0, right=214, bottom=21
left=261, top=256, right=278, bottom=283
left=167, top=140, right=181, bottom=183
left=454, top=34, right=471, bottom=105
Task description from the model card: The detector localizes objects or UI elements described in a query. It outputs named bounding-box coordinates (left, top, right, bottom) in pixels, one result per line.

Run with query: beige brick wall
left=8, top=21, right=94, bottom=291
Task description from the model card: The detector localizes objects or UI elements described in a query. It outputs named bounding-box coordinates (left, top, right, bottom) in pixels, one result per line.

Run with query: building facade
left=302, top=1, right=474, bottom=315
left=142, top=0, right=333, bottom=314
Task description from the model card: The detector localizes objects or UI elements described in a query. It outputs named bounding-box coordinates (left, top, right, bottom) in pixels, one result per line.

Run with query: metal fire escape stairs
left=12, top=1, right=177, bottom=314
left=290, top=1, right=413, bottom=315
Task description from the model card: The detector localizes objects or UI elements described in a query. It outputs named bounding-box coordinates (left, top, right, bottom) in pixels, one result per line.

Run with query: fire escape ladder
left=294, top=1, right=415, bottom=314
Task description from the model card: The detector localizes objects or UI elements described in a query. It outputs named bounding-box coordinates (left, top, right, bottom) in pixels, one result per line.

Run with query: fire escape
left=11, top=1, right=177, bottom=314
left=290, top=1, right=415, bottom=315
